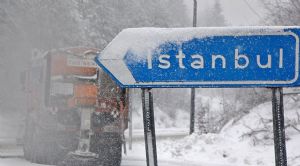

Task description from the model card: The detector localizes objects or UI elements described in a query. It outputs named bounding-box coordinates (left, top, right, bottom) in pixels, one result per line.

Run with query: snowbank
left=150, top=96, right=300, bottom=166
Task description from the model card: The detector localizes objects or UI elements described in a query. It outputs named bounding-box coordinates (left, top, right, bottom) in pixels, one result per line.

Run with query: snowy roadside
left=1, top=98, right=300, bottom=166
left=0, top=158, right=47, bottom=166
left=125, top=98, right=300, bottom=166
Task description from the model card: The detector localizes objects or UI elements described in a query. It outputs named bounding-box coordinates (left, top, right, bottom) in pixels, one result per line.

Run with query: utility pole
left=190, top=0, right=197, bottom=135
left=193, top=0, right=197, bottom=27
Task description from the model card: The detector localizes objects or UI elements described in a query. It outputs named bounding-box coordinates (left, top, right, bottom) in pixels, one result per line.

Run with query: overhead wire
left=242, top=0, right=263, bottom=20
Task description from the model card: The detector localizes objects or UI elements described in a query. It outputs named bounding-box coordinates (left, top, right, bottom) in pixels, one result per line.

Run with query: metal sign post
left=142, top=88, right=158, bottom=166
left=272, top=88, right=287, bottom=166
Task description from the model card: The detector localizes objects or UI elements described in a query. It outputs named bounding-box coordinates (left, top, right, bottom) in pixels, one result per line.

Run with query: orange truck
left=22, top=47, right=128, bottom=166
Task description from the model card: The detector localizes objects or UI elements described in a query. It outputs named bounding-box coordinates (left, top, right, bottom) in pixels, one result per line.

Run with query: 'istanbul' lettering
left=147, top=48, right=284, bottom=70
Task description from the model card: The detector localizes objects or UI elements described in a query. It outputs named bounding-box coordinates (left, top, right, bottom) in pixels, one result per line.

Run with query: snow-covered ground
left=0, top=112, right=22, bottom=139
left=0, top=159, right=45, bottom=166
left=125, top=96, right=300, bottom=166
left=0, top=97, right=300, bottom=166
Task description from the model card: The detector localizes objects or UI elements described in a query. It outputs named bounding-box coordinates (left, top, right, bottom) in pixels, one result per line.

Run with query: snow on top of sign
left=98, top=26, right=299, bottom=60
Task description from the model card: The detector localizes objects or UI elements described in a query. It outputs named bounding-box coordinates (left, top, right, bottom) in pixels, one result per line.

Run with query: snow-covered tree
left=197, top=0, right=227, bottom=27
left=263, top=0, right=300, bottom=25
left=76, top=0, right=188, bottom=49
left=0, top=0, right=189, bottom=114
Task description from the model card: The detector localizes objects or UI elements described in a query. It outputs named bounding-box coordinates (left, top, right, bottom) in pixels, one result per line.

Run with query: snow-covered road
left=122, top=156, right=233, bottom=166
left=0, top=156, right=233, bottom=166
left=0, top=129, right=231, bottom=166
left=1, top=99, right=300, bottom=166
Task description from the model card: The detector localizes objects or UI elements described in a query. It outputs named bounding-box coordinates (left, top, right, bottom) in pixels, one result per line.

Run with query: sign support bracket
left=142, top=88, right=158, bottom=166
left=272, top=87, right=287, bottom=166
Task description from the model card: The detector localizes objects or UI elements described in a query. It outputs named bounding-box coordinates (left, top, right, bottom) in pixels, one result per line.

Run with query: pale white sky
left=183, top=0, right=267, bottom=26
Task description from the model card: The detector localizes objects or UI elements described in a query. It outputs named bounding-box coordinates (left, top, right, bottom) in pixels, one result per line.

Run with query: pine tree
left=77, top=0, right=189, bottom=48
left=198, top=0, right=227, bottom=27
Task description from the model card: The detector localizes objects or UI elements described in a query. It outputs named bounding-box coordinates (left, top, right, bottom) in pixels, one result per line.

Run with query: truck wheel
left=91, top=133, right=122, bottom=166
left=23, top=120, right=34, bottom=161
left=23, top=125, right=55, bottom=164
left=23, top=110, right=79, bottom=164
left=23, top=123, right=75, bottom=164
left=104, top=140, right=122, bottom=166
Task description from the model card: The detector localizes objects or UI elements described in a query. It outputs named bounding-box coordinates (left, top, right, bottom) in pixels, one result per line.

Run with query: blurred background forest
left=1, top=0, right=300, bottom=135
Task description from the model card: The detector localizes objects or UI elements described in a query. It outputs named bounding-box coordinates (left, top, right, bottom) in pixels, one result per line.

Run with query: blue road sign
left=95, top=27, right=300, bottom=88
